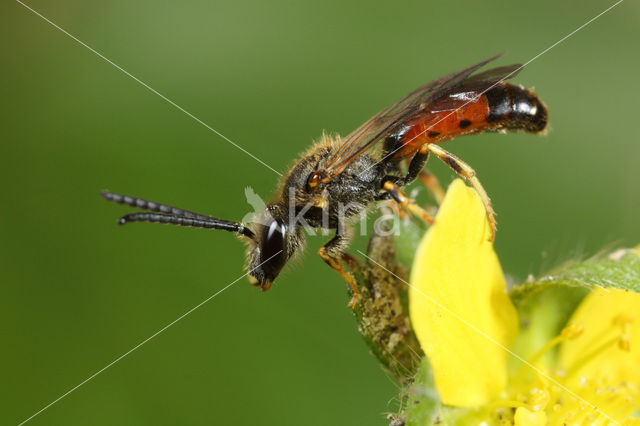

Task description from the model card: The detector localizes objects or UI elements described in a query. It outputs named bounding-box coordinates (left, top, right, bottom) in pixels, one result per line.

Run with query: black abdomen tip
left=486, top=84, right=548, bottom=134
left=529, top=97, right=548, bottom=133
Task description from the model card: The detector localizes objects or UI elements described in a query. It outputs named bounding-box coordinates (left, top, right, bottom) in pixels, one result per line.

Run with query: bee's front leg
left=318, top=226, right=360, bottom=308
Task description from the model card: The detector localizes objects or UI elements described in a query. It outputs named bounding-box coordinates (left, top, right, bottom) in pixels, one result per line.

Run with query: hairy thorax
left=277, top=135, right=383, bottom=230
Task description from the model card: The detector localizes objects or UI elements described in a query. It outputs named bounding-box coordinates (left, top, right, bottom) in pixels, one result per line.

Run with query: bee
left=102, top=53, right=547, bottom=307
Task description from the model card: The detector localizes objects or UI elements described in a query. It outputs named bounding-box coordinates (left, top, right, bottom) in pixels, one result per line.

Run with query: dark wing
left=411, top=63, right=524, bottom=115
left=324, top=54, right=522, bottom=176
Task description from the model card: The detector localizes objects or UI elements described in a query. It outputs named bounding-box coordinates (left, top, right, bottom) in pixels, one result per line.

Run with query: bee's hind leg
left=426, top=144, right=496, bottom=241
left=318, top=226, right=360, bottom=308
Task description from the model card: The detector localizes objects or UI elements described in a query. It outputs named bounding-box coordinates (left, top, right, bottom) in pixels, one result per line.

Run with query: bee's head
left=246, top=205, right=303, bottom=291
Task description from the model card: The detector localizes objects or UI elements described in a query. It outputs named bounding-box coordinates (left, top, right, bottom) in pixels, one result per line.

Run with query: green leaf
left=510, top=249, right=640, bottom=305
left=509, top=248, right=640, bottom=369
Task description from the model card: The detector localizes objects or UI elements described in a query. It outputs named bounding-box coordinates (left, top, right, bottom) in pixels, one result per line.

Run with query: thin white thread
left=357, top=0, right=624, bottom=178
left=15, top=0, right=282, bottom=177
left=18, top=251, right=282, bottom=425
left=15, top=0, right=625, bottom=423
left=358, top=250, right=620, bottom=425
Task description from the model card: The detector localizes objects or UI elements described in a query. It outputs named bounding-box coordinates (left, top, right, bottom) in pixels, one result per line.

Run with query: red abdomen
left=391, top=83, right=548, bottom=158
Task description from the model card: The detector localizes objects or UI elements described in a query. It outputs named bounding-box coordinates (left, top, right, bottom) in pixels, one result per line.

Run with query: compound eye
left=307, top=172, right=321, bottom=189
left=262, top=219, right=286, bottom=261
left=258, top=218, right=288, bottom=281
left=306, top=170, right=328, bottom=190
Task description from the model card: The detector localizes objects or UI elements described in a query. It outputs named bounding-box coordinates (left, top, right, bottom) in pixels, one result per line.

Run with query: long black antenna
left=101, top=191, right=218, bottom=220
left=101, top=191, right=255, bottom=239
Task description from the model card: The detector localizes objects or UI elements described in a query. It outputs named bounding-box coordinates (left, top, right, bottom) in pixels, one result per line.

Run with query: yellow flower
left=409, top=179, right=640, bottom=425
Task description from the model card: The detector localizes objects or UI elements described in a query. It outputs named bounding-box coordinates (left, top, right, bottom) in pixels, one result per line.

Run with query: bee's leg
left=318, top=228, right=360, bottom=308
left=381, top=180, right=435, bottom=225
left=341, top=252, right=361, bottom=274
left=400, top=145, right=430, bottom=185
left=383, top=199, right=409, bottom=219
left=418, top=170, right=445, bottom=204
left=426, top=144, right=496, bottom=241
left=390, top=145, right=445, bottom=204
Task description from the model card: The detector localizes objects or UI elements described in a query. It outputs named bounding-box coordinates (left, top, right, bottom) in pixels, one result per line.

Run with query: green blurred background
left=1, top=0, right=638, bottom=424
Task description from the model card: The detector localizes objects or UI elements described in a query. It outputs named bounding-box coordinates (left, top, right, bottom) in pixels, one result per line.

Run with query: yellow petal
left=514, top=407, right=547, bottom=426
left=558, top=287, right=640, bottom=388
left=409, top=179, right=518, bottom=406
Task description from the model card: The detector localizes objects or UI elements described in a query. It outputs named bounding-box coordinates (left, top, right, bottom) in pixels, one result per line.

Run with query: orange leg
left=318, top=228, right=362, bottom=308
left=419, top=170, right=445, bottom=205
left=383, top=199, right=408, bottom=219
left=341, top=252, right=360, bottom=274
left=382, top=181, right=435, bottom=225
left=318, top=246, right=360, bottom=308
